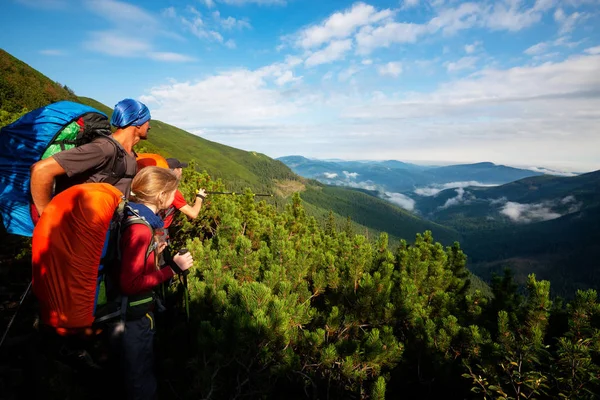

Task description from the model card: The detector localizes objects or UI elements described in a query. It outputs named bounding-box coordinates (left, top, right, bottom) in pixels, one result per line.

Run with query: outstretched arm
left=30, top=157, right=66, bottom=217
left=177, top=189, right=206, bottom=219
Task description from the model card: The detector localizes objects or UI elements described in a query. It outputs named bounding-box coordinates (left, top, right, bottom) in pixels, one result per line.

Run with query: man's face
left=137, top=121, right=151, bottom=140
left=173, top=168, right=183, bottom=179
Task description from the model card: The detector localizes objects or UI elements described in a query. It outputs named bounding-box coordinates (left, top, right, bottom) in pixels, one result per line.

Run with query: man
left=30, top=98, right=150, bottom=217
left=161, top=157, right=207, bottom=231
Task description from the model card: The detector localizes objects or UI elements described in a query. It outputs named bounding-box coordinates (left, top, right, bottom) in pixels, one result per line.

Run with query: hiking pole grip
left=178, top=248, right=190, bottom=276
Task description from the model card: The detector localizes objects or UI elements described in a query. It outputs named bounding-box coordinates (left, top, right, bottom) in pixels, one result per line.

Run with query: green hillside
left=0, top=49, right=78, bottom=125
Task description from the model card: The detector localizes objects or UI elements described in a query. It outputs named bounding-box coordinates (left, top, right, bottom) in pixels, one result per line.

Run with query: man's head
left=166, top=158, right=188, bottom=179
left=111, top=99, right=151, bottom=141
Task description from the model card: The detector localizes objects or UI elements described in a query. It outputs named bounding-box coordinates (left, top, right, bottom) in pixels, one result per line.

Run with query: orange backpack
left=31, top=183, right=153, bottom=334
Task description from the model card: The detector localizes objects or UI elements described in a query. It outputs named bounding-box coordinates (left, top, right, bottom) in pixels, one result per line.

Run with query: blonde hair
left=130, top=166, right=179, bottom=209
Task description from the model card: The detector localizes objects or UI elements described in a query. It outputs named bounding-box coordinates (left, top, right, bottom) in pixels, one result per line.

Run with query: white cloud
left=295, top=2, right=394, bottom=49
left=200, top=0, right=215, bottom=7
left=343, top=171, right=359, bottom=179
left=428, top=2, right=482, bottom=35
left=212, top=11, right=252, bottom=30
left=85, top=31, right=151, bottom=57
left=500, top=201, right=562, bottom=223
left=561, top=195, right=576, bottom=204
left=383, top=192, right=416, bottom=211
left=526, top=36, right=586, bottom=57
left=85, top=0, right=156, bottom=26
left=377, top=61, right=403, bottom=77
left=84, top=31, right=196, bottom=62
left=403, top=0, right=420, bottom=9
left=225, top=39, right=237, bottom=49
left=446, top=56, right=478, bottom=72
left=162, top=7, right=177, bottom=18
left=323, top=172, right=338, bottom=178
left=322, top=71, right=334, bottom=81
left=554, top=8, right=586, bottom=34
left=361, top=59, right=373, bottom=65
left=484, top=0, right=553, bottom=32
left=527, top=167, right=577, bottom=176
left=275, top=70, right=302, bottom=86
left=303, top=1, right=555, bottom=57
left=584, top=46, right=600, bottom=55
left=39, top=49, right=65, bottom=56
left=355, top=22, right=426, bottom=55
left=338, top=66, right=361, bottom=82
left=139, top=61, right=303, bottom=127
left=147, top=52, right=196, bottom=62
left=439, top=187, right=474, bottom=209
left=489, top=197, right=508, bottom=205
left=414, top=181, right=499, bottom=196
left=181, top=12, right=230, bottom=45
left=345, top=55, right=600, bottom=121
left=524, top=42, right=549, bottom=55
left=305, top=39, right=353, bottom=67
left=464, top=41, right=482, bottom=54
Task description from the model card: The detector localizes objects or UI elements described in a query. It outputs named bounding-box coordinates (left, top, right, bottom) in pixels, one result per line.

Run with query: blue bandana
left=126, top=202, right=164, bottom=230
left=111, top=98, right=151, bottom=128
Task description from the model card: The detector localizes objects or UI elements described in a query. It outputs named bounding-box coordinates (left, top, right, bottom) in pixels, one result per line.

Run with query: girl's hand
left=173, top=252, right=193, bottom=272
left=157, top=241, right=168, bottom=254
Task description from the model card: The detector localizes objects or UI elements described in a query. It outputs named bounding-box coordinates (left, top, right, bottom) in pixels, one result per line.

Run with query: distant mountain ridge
left=417, top=169, right=600, bottom=231
left=278, top=155, right=546, bottom=193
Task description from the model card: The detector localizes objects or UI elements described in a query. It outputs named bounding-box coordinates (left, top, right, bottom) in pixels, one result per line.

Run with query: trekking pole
left=0, top=281, right=32, bottom=350
left=178, top=249, right=191, bottom=324
left=206, top=191, right=273, bottom=197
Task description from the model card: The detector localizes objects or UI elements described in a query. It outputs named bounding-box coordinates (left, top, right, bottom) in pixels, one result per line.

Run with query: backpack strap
left=53, top=139, right=79, bottom=151
left=92, top=136, right=136, bottom=186
left=121, top=206, right=157, bottom=262
left=94, top=202, right=156, bottom=325
left=161, top=206, right=177, bottom=220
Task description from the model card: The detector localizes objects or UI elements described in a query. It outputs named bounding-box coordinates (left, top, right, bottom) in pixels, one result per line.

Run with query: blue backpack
left=0, top=100, right=117, bottom=237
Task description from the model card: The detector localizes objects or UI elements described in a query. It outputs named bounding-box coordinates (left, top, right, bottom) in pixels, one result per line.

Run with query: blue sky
left=2, top=0, right=600, bottom=172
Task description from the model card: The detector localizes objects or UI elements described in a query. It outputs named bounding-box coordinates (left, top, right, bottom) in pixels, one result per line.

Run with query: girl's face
left=160, top=189, right=177, bottom=210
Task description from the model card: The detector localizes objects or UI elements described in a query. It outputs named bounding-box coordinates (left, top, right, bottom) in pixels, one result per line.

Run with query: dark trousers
left=111, top=312, right=157, bottom=400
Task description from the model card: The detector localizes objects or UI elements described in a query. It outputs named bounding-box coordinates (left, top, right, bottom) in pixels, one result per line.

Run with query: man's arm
left=30, top=157, right=66, bottom=217
left=178, top=196, right=203, bottom=219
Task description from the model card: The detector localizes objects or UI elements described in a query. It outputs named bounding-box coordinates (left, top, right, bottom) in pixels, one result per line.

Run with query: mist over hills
left=416, top=170, right=600, bottom=231
left=277, top=155, right=547, bottom=195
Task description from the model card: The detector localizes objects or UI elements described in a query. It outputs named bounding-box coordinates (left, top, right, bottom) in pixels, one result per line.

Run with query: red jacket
left=119, top=223, right=174, bottom=296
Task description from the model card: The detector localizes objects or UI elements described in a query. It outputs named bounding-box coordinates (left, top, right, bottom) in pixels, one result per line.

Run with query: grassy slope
left=0, top=48, right=78, bottom=124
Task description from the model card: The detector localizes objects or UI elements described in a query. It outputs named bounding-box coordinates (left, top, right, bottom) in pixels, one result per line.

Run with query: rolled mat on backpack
left=136, top=153, right=169, bottom=170
left=32, top=183, right=123, bottom=333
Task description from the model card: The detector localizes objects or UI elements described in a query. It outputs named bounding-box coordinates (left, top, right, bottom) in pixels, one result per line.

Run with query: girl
left=114, top=166, right=193, bottom=400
